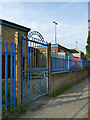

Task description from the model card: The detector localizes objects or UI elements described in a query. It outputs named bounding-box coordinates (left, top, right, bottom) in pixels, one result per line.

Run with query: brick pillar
left=15, top=32, right=21, bottom=105
left=48, top=43, right=51, bottom=95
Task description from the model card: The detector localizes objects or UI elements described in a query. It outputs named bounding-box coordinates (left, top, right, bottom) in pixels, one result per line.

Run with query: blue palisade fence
left=2, top=41, right=16, bottom=107
left=51, top=53, right=90, bottom=73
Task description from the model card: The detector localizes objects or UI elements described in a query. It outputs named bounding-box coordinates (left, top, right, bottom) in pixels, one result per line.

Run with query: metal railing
left=2, top=41, right=16, bottom=107
left=51, top=53, right=90, bottom=73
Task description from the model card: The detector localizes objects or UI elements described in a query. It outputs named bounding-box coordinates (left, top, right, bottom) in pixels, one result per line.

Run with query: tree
left=86, top=31, right=90, bottom=57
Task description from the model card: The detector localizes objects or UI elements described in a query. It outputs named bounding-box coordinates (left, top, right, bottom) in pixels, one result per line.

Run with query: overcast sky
left=0, top=2, right=88, bottom=53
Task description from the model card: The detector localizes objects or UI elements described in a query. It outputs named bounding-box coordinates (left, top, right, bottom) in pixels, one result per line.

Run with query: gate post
left=15, top=32, right=21, bottom=105
left=48, top=43, right=51, bottom=95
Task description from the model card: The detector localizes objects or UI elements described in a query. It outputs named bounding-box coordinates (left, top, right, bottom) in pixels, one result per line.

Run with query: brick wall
left=49, top=69, right=88, bottom=95
left=2, top=24, right=29, bottom=78
left=2, top=25, right=28, bottom=51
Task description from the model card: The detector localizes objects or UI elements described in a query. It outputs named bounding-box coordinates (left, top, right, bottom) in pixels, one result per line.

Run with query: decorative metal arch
left=28, top=31, right=44, bottom=42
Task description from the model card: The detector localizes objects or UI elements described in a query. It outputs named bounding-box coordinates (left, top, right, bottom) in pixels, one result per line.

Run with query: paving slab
left=20, top=77, right=89, bottom=118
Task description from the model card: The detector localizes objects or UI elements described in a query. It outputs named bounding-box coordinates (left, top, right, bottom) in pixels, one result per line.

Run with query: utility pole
left=53, top=21, right=58, bottom=43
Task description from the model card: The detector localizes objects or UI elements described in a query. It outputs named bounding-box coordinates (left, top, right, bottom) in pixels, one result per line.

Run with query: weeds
left=49, top=85, right=72, bottom=97
left=2, top=104, right=25, bottom=119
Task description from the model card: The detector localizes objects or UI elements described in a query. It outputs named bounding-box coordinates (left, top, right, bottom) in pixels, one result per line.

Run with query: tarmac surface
left=20, top=77, right=89, bottom=118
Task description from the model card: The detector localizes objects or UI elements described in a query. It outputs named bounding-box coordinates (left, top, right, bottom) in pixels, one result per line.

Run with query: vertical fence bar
left=64, top=56, right=65, bottom=71
left=21, top=35, right=23, bottom=102
left=41, top=51, right=43, bottom=94
left=35, top=43, right=37, bottom=96
left=58, top=57, right=59, bottom=71
left=5, top=42, right=8, bottom=107
left=14, top=43, right=16, bottom=107
left=25, top=40, right=26, bottom=97
left=33, top=40, right=34, bottom=98
left=0, top=40, right=2, bottom=117
left=10, top=43, right=13, bottom=107
left=39, top=46, right=42, bottom=95
left=60, top=55, right=61, bottom=71
left=38, top=46, right=40, bottom=92
left=37, top=45, right=39, bottom=97
left=28, top=46, right=29, bottom=100
left=29, top=42, right=32, bottom=99
left=47, top=43, right=48, bottom=94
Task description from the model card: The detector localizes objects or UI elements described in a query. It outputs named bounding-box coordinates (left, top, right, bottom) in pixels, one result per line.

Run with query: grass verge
left=49, top=85, right=72, bottom=97
left=2, top=104, right=26, bottom=119
left=49, top=78, right=86, bottom=98
left=76, top=78, right=86, bottom=84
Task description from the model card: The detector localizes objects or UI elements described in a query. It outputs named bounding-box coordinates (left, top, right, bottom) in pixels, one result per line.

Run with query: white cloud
left=27, top=21, right=88, bottom=53
left=0, top=1, right=88, bottom=53
left=32, top=22, right=88, bottom=53
left=46, top=2, right=73, bottom=16
left=31, top=22, right=38, bottom=29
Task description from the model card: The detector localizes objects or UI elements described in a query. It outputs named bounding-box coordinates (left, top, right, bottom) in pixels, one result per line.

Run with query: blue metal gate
left=21, top=31, right=48, bottom=104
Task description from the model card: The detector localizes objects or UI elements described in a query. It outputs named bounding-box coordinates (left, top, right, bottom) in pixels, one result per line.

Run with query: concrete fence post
left=15, top=32, right=21, bottom=105
left=48, top=43, right=51, bottom=95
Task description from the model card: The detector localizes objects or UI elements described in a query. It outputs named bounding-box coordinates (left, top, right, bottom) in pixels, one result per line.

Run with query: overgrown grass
left=50, top=78, right=87, bottom=98
left=49, top=85, right=72, bottom=97
left=76, top=78, right=86, bottom=84
left=2, top=82, right=11, bottom=104
left=2, top=104, right=26, bottom=119
left=2, top=81, right=25, bottom=119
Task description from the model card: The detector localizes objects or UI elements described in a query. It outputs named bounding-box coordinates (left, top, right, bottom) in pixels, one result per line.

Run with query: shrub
left=86, top=65, right=90, bottom=76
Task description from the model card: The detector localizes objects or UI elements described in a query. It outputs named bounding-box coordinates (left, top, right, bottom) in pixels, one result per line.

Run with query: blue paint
left=28, top=47, right=29, bottom=100
left=33, top=40, right=34, bottom=98
left=0, top=21, right=30, bottom=32
left=14, top=43, right=16, bottom=107
left=21, top=32, right=48, bottom=104
left=5, top=42, right=8, bottom=107
left=21, top=35, right=24, bottom=101
left=10, top=43, right=13, bottom=107
left=51, top=44, right=58, bottom=47
left=51, top=54, right=89, bottom=73
left=0, top=41, right=2, bottom=111
left=25, top=40, right=26, bottom=97
left=47, top=44, right=48, bottom=94
left=35, top=42, right=36, bottom=96
left=23, top=37, right=48, bottom=46
left=2, top=42, right=16, bottom=108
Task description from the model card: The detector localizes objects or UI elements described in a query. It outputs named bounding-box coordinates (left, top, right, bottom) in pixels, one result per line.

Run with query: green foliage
left=85, top=65, right=90, bottom=76
left=88, top=19, right=90, bottom=22
left=2, top=81, right=11, bottom=104
left=76, top=78, right=85, bottom=83
left=86, top=31, right=90, bottom=57
left=76, top=66, right=82, bottom=70
left=2, top=104, right=25, bottom=119
left=2, top=107, right=9, bottom=120
left=49, top=85, right=72, bottom=97
left=2, top=81, right=25, bottom=119
left=49, top=77, right=87, bottom=98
